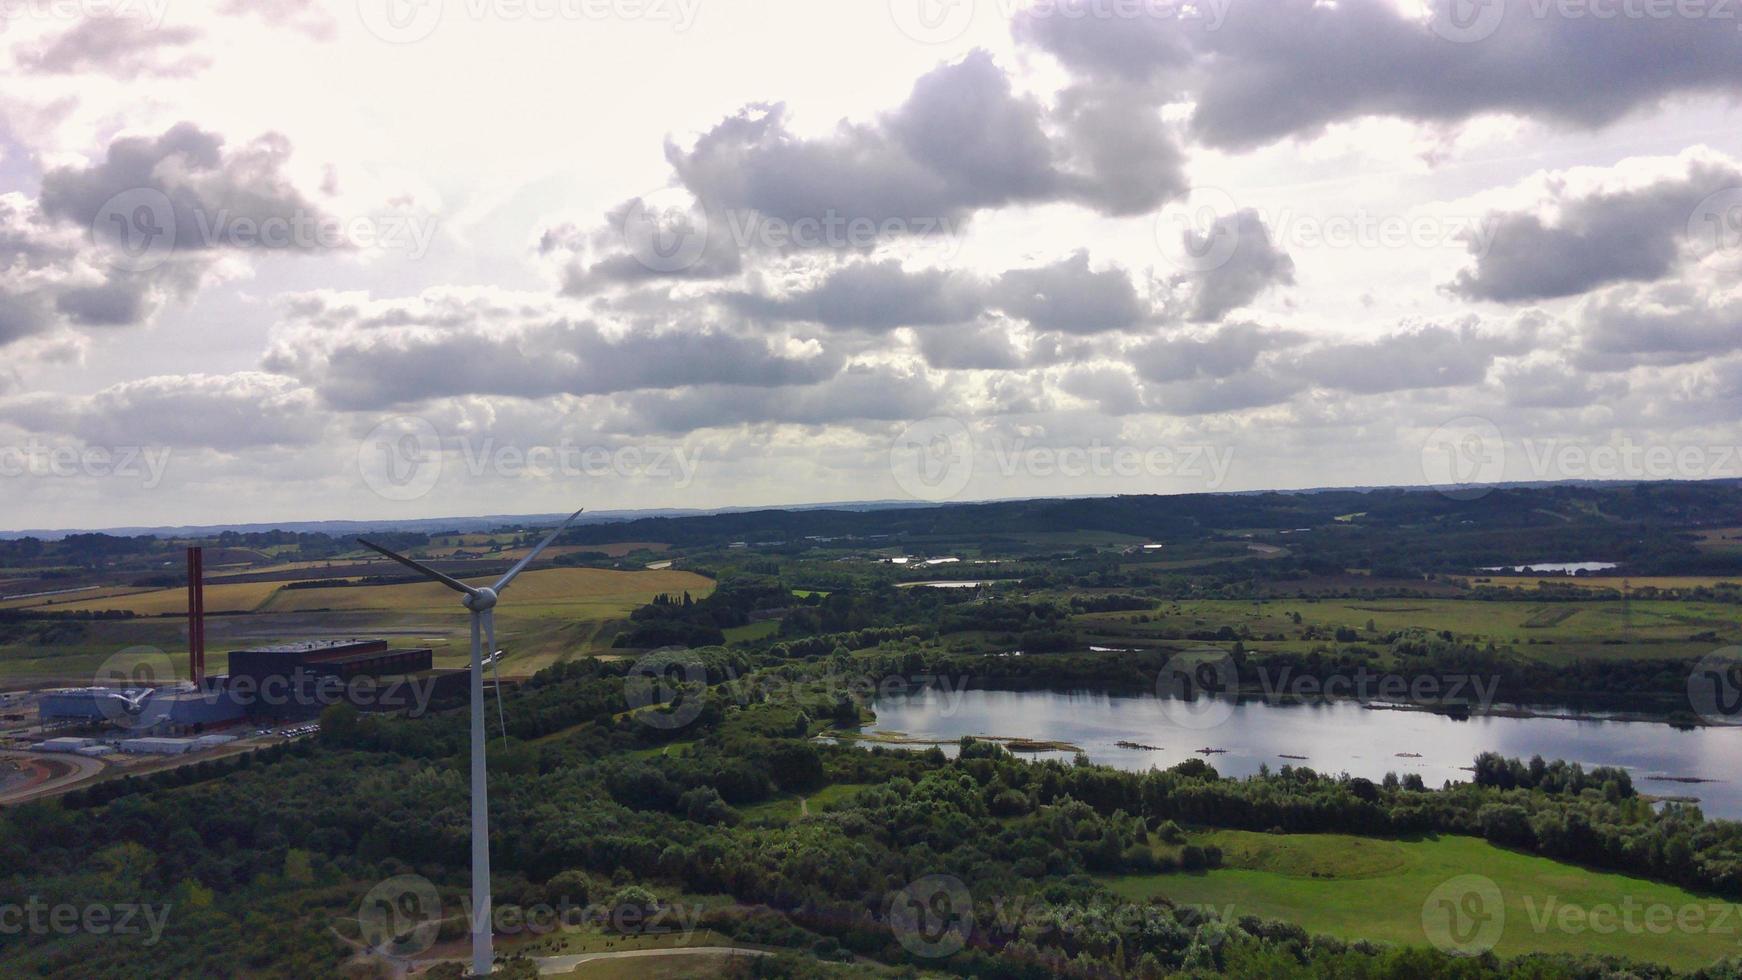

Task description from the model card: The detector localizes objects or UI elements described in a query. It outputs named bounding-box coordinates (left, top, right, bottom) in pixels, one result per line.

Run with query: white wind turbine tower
left=359, top=507, right=584, bottom=977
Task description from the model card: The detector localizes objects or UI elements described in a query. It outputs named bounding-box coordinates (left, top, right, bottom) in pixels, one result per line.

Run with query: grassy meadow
left=1075, top=596, right=1742, bottom=663
left=1107, top=831, right=1742, bottom=970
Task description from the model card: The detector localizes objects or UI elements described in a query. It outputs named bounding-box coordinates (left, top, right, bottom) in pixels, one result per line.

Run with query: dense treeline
left=614, top=575, right=787, bottom=647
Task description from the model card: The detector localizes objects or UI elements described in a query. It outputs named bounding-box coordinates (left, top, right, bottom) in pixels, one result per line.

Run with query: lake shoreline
left=934, top=675, right=1730, bottom=729
left=863, top=686, right=1742, bottom=818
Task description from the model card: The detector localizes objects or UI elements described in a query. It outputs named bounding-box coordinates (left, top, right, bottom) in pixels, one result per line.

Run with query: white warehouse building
left=120, top=737, right=194, bottom=755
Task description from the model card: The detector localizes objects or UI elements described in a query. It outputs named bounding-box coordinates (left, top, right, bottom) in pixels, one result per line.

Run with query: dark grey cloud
left=1573, top=283, right=1742, bottom=370
left=1128, top=322, right=1300, bottom=383
left=727, top=260, right=982, bottom=330
left=666, top=50, right=1184, bottom=232
left=0, top=123, right=334, bottom=346
left=0, top=192, right=199, bottom=346
left=671, top=51, right=1044, bottom=225
left=1290, top=321, right=1534, bottom=394
left=1447, top=156, right=1742, bottom=302
left=17, top=18, right=207, bottom=79
left=1016, top=0, right=1742, bottom=149
left=263, top=291, right=843, bottom=410
left=540, top=198, right=743, bottom=296
left=993, top=250, right=1153, bottom=333
left=0, top=195, right=74, bottom=345
left=39, top=122, right=331, bottom=258
left=726, top=252, right=1156, bottom=336
left=1178, top=209, right=1296, bottom=321
left=914, top=322, right=1028, bottom=370
left=54, top=274, right=155, bottom=326
left=1050, top=83, right=1185, bottom=216
left=605, top=364, right=945, bottom=432
left=0, top=288, right=54, bottom=348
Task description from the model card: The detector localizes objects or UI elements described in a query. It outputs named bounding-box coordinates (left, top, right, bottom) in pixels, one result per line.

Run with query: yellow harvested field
left=264, top=566, right=712, bottom=614
left=29, top=580, right=286, bottom=615
left=0, top=585, right=145, bottom=610
left=206, top=560, right=353, bottom=580
left=1513, top=576, right=1742, bottom=591
left=423, top=542, right=669, bottom=560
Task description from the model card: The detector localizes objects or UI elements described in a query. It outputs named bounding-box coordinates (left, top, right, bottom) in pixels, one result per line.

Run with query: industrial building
left=37, top=637, right=437, bottom=731
left=227, top=639, right=432, bottom=687
left=121, top=737, right=194, bottom=755
left=225, top=639, right=435, bottom=721
left=35, top=550, right=437, bottom=734
left=38, top=682, right=248, bottom=735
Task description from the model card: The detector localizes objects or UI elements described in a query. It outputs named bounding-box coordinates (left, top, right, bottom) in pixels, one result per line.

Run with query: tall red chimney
left=187, top=546, right=206, bottom=685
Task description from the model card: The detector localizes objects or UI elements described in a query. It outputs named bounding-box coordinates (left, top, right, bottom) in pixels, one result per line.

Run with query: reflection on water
left=1479, top=561, right=1618, bottom=573
left=869, top=688, right=1742, bottom=818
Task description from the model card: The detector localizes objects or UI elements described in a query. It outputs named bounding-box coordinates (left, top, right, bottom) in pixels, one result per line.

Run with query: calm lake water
left=868, top=688, right=1742, bottom=818
left=1480, top=561, right=1619, bottom=573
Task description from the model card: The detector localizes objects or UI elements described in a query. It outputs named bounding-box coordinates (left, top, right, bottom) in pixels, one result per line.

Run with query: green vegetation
left=1110, top=832, right=1740, bottom=970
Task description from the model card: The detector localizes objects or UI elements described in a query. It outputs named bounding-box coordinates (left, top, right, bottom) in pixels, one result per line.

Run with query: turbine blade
left=492, top=507, right=585, bottom=594
left=485, top=609, right=507, bottom=747
left=357, top=539, right=479, bottom=596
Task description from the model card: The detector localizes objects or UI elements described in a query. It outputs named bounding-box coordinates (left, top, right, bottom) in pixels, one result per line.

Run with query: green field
left=1076, top=596, right=1741, bottom=663
left=736, top=783, right=873, bottom=825
left=722, top=620, right=780, bottom=643
left=549, top=951, right=751, bottom=979
left=1107, top=831, right=1742, bottom=970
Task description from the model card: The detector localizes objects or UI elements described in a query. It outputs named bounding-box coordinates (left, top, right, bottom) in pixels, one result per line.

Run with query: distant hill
left=0, top=499, right=942, bottom=541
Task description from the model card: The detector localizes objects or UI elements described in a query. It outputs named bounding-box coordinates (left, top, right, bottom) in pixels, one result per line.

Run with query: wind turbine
left=358, top=507, right=584, bottom=977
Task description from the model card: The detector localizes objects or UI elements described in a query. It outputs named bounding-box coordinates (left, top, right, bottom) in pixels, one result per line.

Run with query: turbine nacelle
left=463, top=588, right=499, bottom=612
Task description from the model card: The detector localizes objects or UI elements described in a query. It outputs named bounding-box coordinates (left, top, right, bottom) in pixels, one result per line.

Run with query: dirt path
left=534, top=946, right=771, bottom=975
left=0, top=751, right=106, bottom=805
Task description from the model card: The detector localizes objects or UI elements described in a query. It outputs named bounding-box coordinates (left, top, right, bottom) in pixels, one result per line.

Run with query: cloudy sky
left=3, top=0, right=1742, bottom=530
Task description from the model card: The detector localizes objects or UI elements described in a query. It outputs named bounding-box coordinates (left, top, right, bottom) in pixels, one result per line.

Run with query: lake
left=894, top=580, right=994, bottom=589
left=868, top=688, right=1742, bottom=818
left=1480, top=561, right=1619, bottom=573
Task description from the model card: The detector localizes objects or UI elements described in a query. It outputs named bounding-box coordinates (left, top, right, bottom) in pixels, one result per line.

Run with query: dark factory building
left=226, top=639, right=435, bottom=720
